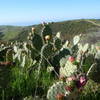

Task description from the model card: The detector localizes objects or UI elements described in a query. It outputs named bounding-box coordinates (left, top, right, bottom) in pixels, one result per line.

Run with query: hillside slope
left=0, top=19, right=100, bottom=43
left=0, top=26, right=25, bottom=41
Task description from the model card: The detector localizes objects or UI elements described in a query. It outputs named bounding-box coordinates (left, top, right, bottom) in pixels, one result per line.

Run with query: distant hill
left=0, top=19, right=100, bottom=43
left=0, top=26, right=25, bottom=41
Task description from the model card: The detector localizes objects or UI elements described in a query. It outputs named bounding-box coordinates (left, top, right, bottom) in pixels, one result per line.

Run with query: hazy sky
left=0, top=0, right=100, bottom=25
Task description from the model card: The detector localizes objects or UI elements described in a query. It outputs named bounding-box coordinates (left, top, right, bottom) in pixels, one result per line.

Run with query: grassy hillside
left=0, top=19, right=100, bottom=43
left=0, top=26, right=25, bottom=41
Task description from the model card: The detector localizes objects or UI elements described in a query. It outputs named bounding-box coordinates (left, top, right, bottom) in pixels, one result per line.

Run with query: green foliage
left=79, top=79, right=100, bottom=100
left=83, top=54, right=94, bottom=73
left=89, top=61, right=100, bottom=83
left=0, top=66, right=11, bottom=89
left=10, top=67, right=36, bottom=97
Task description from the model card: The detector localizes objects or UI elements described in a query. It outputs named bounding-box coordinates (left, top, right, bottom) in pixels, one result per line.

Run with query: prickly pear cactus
left=95, top=50, right=100, bottom=60
left=60, top=60, right=77, bottom=77
left=73, top=35, right=81, bottom=45
left=0, top=47, right=10, bottom=61
left=41, top=23, right=53, bottom=44
left=24, top=96, right=33, bottom=100
left=32, top=32, right=43, bottom=51
left=30, top=46, right=39, bottom=60
left=89, top=50, right=100, bottom=83
left=83, top=54, right=94, bottom=73
left=6, top=49, right=13, bottom=62
left=77, top=43, right=89, bottom=53
left=60, top=56, right=70, bottom=68
left=53, top=37, right=62, bottom=51
left=41, top=43, right=54, bottom=59
left=39, top=43, right=54, bottom=68
left=47, top=81, right=67, bottom=100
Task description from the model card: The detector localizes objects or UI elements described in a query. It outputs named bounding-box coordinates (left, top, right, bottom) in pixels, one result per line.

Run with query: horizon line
left=0, top=18, right=99, bottom=26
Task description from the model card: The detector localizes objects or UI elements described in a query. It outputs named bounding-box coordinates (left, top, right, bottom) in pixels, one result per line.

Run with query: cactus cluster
left=60, top=60, right=78, bottom=78
left=0, top=22, right=100, bottom=100
left=47, top=81, right=67, bottom=100
left=47, top=34, right=100, bottom=100
left=26, top=23, right=64, bottom=70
